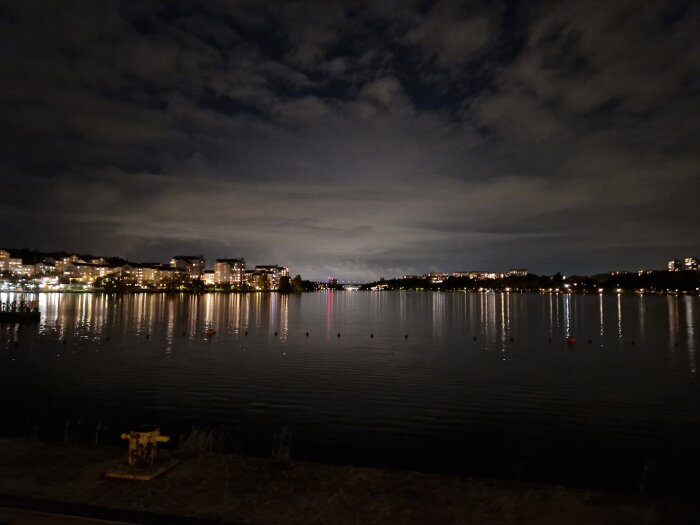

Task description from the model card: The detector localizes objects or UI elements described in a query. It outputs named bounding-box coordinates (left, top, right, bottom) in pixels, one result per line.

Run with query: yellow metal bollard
left=120, top=425, right=170, bottom=468
left=106, top=425, right=177, bottom=480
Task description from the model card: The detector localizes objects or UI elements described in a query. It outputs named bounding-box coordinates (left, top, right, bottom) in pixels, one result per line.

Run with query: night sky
left=1, top=1, right=698, bottom=281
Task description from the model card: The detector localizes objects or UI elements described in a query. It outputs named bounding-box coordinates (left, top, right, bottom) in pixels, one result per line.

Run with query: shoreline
left=1, top=439, right=697, bottom=524
left=2, top=289, right=699, bottom=296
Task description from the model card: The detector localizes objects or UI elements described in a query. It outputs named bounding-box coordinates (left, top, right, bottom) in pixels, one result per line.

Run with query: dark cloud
left=1, top=0, right=698, bottom=280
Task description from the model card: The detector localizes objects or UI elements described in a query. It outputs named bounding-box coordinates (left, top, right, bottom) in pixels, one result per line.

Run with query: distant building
left=130, top=263, right=161, bottom=286
left=328, top=277, right=337, bottom=286
left=684, top=257, right=698, bottom=271
left=250, top=265, right=289, bottom=290
left=7, top=258, right=23, bottom=274
left=214, top=258, right=245, bottom=286
left=15, top=264, right=35, bottom=277
left=507, top=269, right=528, bottom=277
left=171, top=255, right=205, bottom=279
left=34, top=261, right=55, bottom=276
left=203, top=270, right=216, bottom=286
left=668, top=259, right=682, bottom=271
left=425, top=272, right=448, bottom=284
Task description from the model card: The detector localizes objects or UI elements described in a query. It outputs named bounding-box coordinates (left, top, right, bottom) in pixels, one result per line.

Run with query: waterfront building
left=684, top=257, right=698, bottom=271
left=668, top=259, right=682, bottom=271
left=203, top=270, right=216, bottom=286
left=96, top=265, right=114, bottom=278
left=131, top=264, right=160, bottom=286
left=214, top=258, right=246, bottom=286
left=425, top=272, right=448, bottom=284
left=507, top=269, right=529, bottom=277
left=254, top=265, right=289, bottom=289
left=171, top=255, right=205, bottom=279
left=245, top=265, right=289, bottom=290
left=7, top=258, right=23, bottom=273
left=74, top=264, right=98, bottom=283
left=15, top=264, right=36, bottom=277
left=34, top=261, right=55, bottom=276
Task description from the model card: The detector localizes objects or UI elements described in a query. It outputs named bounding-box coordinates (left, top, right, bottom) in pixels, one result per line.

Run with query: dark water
left=1, top=291, right=699, bottom=494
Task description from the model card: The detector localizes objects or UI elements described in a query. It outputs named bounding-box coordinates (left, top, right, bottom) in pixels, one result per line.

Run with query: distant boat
left=0, top=300, right=41, bottom=323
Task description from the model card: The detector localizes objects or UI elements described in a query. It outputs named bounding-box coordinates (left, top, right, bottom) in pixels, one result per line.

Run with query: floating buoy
left=182, top=332, right=186, bottom=337
left=566, top=337, right=576, bottom=346
left=631, top=340, right=635, bottom=346
left=588, top=339, right=592, bottom=344
left=274, top=331, right=278, bottom=336
left=105, top=337, right=110, bottom=342
left=62, top=339, right=67, bottom=345
left=146, top=334, right=150, bottom=340
left=337, top=333, right=341, bottom=338
left=405, top=334, right=408, bottom=339
left=674, top=341, right=678, bottom=347
left=509, top=336, right=514, bottom=342
left=473, top=336, right=477, bottom=341
left=548, top=338, right=552, bottom=343
left=244, top=331, right=248, bottom=336
left=305, top=332, right=309, bottom=337
left=206, top=328, right=216, bottom=338
left=370, top=333, right=374, bottom=338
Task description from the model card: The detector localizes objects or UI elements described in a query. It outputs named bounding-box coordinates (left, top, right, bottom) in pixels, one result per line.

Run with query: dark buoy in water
left=337, top=333, right=341, bottom=338
left=244, top=331, right=248, bottom=336
left=274, top=331, right=278, bottom=336
left=473, top=336, right=477, bottom=341
left=206, top=328, right=216, bottom=338
left=62, top=339, right=67, bottom=345
left=370, top=333, right=374, bottom=338
left=182, top=332, right=186, bottom=337
left=405, top=334, right=408, bottom=340
left=631, top=340, right=635, bottom=346
left=305, top=332, right=309, bottom=337
left=588, top=339, right=592, bottom=344
left=14, top=341, right=19, bottom=348
left=548, top=338, right=552, bottom=343
left=566, top=336, right=576, bottom=346
left=146, top=334, right=150, bottom=340
left=509, top=336, right=514, bottom=342
left=105, top=337, right=110, bottom=342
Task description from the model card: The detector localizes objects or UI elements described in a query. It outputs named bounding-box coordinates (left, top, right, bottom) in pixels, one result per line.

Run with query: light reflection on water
left=3, top=291, right=698, bottom=373
left=1, top=291, right=700, bottom=491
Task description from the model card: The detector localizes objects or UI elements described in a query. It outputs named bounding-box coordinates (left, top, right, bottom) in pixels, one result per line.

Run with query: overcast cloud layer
left=1, top=1, right=698, bottom=280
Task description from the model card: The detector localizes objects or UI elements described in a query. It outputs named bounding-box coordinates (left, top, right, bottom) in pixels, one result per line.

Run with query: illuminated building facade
left=214, top=258, right=246, bottom=286
left=171, top=255, right=205, bottom=279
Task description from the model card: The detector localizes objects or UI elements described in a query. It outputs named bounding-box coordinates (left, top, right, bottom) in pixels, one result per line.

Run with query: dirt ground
left=0, top=439, right=696, bottom=524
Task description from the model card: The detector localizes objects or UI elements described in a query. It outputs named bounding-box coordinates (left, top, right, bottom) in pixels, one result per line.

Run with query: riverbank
left=0, top=439, right=697, bottom=524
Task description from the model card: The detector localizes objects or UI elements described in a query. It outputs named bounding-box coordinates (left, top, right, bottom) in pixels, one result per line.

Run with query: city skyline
left=1, top=247, right=697, bottom=286
left=1, top=1, right=699, bottom=281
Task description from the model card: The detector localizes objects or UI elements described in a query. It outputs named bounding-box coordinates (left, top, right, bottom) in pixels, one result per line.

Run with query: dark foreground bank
left=0, top=439, right=697, bottom=525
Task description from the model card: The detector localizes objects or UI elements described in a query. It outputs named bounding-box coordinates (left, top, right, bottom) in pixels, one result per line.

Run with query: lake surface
left=1, top=291, right=699, bottom=493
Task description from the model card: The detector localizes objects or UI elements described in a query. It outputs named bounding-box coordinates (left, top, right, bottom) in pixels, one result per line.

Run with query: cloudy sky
left=1, top=1, right=698, bottom=280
